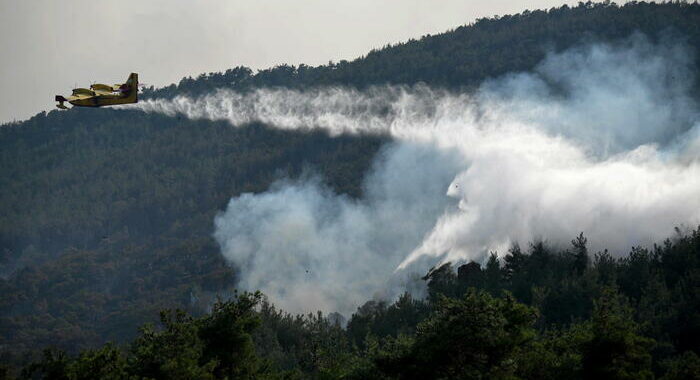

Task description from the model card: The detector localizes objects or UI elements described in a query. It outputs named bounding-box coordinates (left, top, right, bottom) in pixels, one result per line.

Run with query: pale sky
left=0, top=0, right=579, bottom=124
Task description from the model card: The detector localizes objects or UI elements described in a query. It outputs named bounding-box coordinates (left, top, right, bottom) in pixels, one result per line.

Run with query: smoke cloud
left=134, top=35, right=700, bottom=315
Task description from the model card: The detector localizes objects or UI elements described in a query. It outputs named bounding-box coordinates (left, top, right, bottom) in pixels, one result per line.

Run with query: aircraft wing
left=67, top=88, right=96, bottom=101
left=66, top=93, right=94, bottom=101
left=92, top=89, right=113, bottom=96
left=91, top=83, right=120, bottom=94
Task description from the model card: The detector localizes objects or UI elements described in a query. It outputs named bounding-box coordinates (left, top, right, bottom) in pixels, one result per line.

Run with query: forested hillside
left=0, top=110, right=382, bottom=356
left=13, top=229, right=700, bottom=379
left=149, top=1, right=700, bottom=97
left=2, top=1, right=700, bottom=378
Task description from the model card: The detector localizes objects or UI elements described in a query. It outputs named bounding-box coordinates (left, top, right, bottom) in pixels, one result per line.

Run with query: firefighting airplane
left=55, top=73, right=138, bottom=109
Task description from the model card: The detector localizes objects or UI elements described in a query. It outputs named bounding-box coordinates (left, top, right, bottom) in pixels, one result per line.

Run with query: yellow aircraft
left=55, top=73, right=138, bottom=109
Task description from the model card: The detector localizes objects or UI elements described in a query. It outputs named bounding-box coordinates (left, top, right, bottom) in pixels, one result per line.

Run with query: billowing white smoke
left=212, top=145, right=461, bottom=315
left=134, top=35, right=700, bottom=315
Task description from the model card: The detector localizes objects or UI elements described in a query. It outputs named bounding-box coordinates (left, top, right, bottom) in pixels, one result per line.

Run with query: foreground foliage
left=10, top=227, right=700, bottom=379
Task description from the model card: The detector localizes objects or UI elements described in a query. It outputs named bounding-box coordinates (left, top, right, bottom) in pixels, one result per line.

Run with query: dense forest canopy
left=2, top=1, right=700, bottom=378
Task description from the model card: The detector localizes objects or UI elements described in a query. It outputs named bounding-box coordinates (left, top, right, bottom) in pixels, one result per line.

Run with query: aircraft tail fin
left=123, top=73, right=138, bottom=103
left=126, top=73, right=138, bottom=87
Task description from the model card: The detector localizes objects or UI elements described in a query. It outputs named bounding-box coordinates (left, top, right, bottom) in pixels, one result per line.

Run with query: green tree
left=516, top=323, right=592, bottom=380
left=483, top=252, right=503, bottom=295
left=570, top=233, right=589, bottom=275
left=128, top=310, right=215, bottom=380
left=422, top=263, right=459, bottom=301
left=581, top=288, right=655, bottom=380
left=68, top=344, right=127, bottom=380
left=198, top=292, right=266, bottom=379
left=20, top=349, right=70, bottom=380
left=377, top=290, right=537, bottom=379
left=660, top=351, right=700, bottom=380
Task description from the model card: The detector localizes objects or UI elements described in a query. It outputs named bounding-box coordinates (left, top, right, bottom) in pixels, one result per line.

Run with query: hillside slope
left=152, top=1, right=700, bottom=97
left=2, top=1, right=700, bottom=363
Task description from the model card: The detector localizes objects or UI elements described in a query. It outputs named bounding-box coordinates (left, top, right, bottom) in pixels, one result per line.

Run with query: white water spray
left=132, top=35, right=700, bottom=315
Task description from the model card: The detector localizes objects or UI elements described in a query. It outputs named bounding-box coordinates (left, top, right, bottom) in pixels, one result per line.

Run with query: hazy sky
left=0, top=0, right=579, bottom=124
